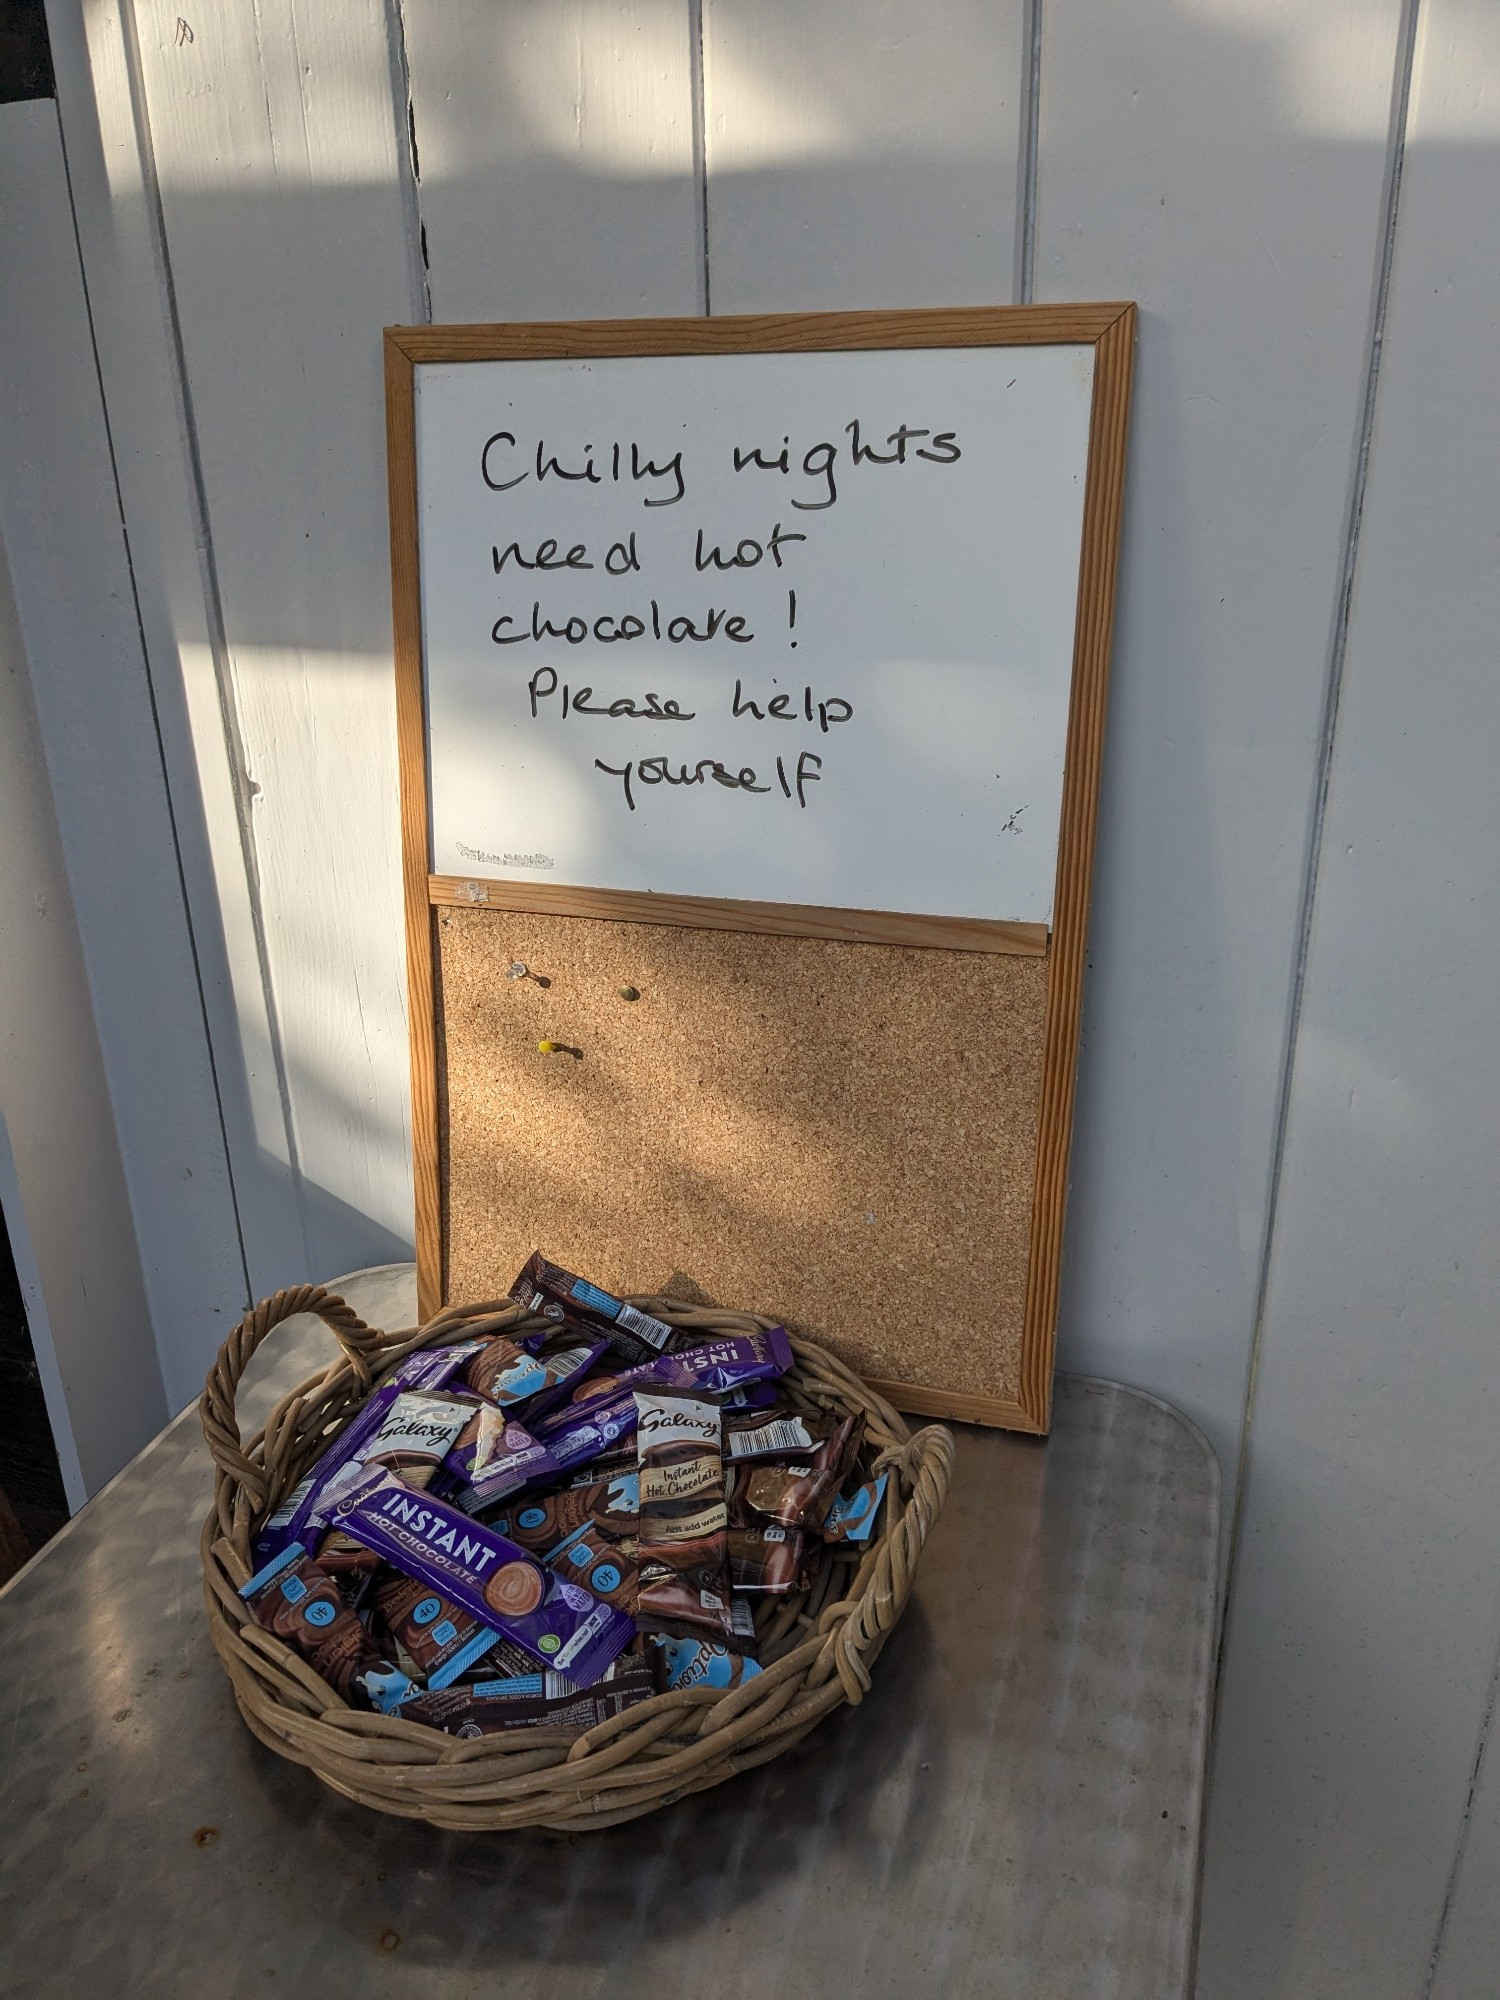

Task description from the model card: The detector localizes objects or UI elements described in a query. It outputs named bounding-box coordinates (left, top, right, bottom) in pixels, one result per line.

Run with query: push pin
left=507, top=961, right=550, bottom=988
left=537, top=1039, right=583, bottom=1060
left=618, top=986, right=640, bottom=1003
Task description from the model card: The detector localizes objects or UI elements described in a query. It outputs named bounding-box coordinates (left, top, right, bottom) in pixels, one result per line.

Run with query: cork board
left=386, top=306, right=1136, bottom=1430
left=439, top=907, right=1049, bottom=1417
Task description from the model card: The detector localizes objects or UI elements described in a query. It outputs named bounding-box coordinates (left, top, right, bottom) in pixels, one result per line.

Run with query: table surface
left=0, top=1265, right=1219, bottom=2000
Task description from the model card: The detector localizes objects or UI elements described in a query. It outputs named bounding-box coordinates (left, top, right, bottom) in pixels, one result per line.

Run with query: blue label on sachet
left=570, top=1278, right=619, bottom=1316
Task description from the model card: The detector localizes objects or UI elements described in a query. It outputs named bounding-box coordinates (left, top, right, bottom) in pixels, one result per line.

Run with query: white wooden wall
left=6, top=0, right=1498, bottom=1988
left=0, top=98, right=219, bottom=1488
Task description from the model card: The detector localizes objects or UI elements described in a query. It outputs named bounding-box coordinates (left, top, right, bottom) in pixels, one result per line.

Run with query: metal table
left=0, top=1265, right=1219, bottom=1999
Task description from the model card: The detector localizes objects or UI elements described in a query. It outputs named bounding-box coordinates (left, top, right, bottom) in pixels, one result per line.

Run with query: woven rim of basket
left=198, top=1287, right=955, bottom=1831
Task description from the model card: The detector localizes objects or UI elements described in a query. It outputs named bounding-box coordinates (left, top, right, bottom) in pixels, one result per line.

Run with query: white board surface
left=417, top=343, right=1094, bottom=923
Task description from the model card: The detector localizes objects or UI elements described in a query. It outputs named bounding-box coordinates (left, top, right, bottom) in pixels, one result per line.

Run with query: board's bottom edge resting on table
left=867, top=1378, right=1049, bottom=1433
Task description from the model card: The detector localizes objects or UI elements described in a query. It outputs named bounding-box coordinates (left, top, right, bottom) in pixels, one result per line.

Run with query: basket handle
left=198, top=1285, right=387, bottom=1509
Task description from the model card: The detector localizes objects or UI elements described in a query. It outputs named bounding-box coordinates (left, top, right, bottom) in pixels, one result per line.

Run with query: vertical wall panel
left=1199, top=3, right=1500, bottom=1991
left=0, top=102, right=172, bottom=1474
left=0, top=516, right=166, bottom=1491
left=704, top=0, right=1025, bottom=312
left=48, top=0, right=310, bottom=1309
left=1034, top=0, right=1405, bottom=1472
left=404, top=0, right=703, bottom=321
left=127, top=0, right=422, bottom=1283
left=0, top=95, right=246, bottom=1409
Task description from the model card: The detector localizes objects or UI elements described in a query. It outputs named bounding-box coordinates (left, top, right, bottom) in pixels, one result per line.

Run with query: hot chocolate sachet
left=240, top=1544, right=415, bottom=1712
left=652, top=1631, right=762, bottom=1692
left=821, top=1472, right=889, bottom=1545
left=721, top=1404, right=826, bottom=1463
left=632, top=1387, right=734, bottom=1645
left=727, top=1523, right=807, bottom=1594
left=314, top=1389, right=473, bottom=1579
left=328, top=1466, right=635, bottom=1688
left=437, top=1405, right=557, bottom=1512
left=371, top=1571, right=501, bottom=1689
left=545, top=1525, right=641, bottom=1616
left=400, top=1652, right=658, bottom=1736
left=253, top=1341, right=485, bottom=1567
left=534, top=1328, right=794, bottom=1478
left=460, top=1326, right=605, bottom=1419
left=508, top=1250, right=682, bottom=1365
left=502, top=1469, right=639, bottom=1556
left=739, top=1411, right=867, bottom=1534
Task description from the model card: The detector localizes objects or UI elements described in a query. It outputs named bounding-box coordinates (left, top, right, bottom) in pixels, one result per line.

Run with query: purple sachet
left=722, top=1380, right=779, bottom=1411
left=329, top=1467, right=635, bottom=1688
left=437, top=1405, right=559, bottom=1512
left=383, top=1338, right=493, bottom=1394
left=252, top=1339, right=487, bottom=1565
left=674, top=1327, right=793, bottom=1392
left=535, top=1394, right=642, bottom=1477
left=534, top=1329, right=794, bottom=1478
left=543, top=1328, right=793, bottom=1428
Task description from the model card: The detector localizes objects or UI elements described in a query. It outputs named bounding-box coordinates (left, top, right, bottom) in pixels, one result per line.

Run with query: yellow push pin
left=538, top=1039, right=582, bottom=1059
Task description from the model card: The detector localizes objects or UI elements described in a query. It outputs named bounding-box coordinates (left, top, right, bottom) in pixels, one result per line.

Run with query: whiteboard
left=415, top=343, right=1095, bottom=924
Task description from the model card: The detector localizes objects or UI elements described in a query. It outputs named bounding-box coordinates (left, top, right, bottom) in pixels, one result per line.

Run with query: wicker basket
left=199, top=1286, right=955, bottom=1831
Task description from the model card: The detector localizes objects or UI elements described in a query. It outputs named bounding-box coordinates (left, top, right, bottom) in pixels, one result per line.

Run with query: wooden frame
left=428, top=875, right=1050, bottom=957
left=386, top=305, right=1135, bottom=1429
